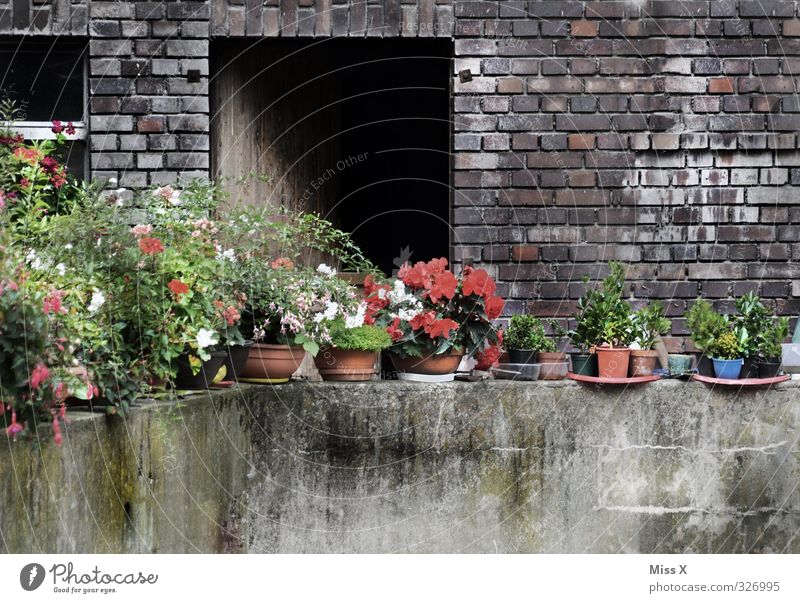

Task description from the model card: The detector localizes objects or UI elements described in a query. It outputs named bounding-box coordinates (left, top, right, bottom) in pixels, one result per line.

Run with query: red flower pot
left=390, top=350, right=464, bottom=376
left=596, top=347, right=631, bottom=379
left=239, top=343, right=306, bottom=382
left=314, top=348, right=379, bottom=382
left=629, top=349, right=659, bottom=377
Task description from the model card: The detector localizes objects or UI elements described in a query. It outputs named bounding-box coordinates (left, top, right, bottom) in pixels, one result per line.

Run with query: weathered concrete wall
left=2, top=381, right=799, bottom=553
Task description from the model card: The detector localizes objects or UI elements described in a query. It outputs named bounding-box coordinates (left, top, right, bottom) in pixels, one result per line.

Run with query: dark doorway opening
left=211, top=39, right=452, bottom=276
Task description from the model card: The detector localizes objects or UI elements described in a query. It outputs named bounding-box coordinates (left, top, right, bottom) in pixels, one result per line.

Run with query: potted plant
left=537, top=319, right=568, bottom=380
left=240, top=263, right=361, bottom=383
left=313, top=318, right=392, bottom=381
left=569, top=262, right=630, bottom=377
left=365, top=259, right=504, bottom=380
left=568, top=286, right=604, bottom=376
left=504, top=315, right=552, bottom=364
left=734, top=293, right=771, bottom=378
left=707, top=330, right=747, bottom=379
left=629, top=302, right=671, bottom=377
left=587, top=263, right=634, bottom=379
left=685, top=299, right=728, bottom=377
left=757, top=316, right=789, bottom=378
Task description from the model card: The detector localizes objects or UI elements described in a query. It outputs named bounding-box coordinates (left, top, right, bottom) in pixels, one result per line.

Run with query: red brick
left=511, top=245, right=540, bottom=261
left=708, top=77, right=735, bottom=93
left=568, top=134, right=596, bottom=150
left=571, top=20, right=598, bottom=37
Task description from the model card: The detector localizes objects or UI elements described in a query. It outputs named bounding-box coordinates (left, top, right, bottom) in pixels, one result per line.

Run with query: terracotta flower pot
left=536, top=351, right=568, bottom=380
left=629, top=349, right=659, bottom=377
left=239, top=343, right=306, bottom=382
left=596, top=347, right=631, bottom=379
left=390, top=350, right=464, bottom=376
left=314, top=348, right=378, bottom=382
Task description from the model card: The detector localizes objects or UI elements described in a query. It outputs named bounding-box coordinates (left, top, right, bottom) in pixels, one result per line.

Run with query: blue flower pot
left=712, top=357, right=743, bottom=380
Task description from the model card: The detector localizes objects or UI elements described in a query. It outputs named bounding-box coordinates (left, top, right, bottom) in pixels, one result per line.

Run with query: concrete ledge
left=2, top=380, right=799, bottom=553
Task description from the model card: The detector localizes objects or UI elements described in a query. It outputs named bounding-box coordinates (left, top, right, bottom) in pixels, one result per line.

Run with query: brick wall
left=1, top=0, right=799, bottom=347
left=212, top=0, right=455, bottom=37
left=451, top=1, right=800, bottom=348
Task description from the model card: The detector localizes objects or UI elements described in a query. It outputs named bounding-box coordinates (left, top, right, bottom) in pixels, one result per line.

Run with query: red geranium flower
left=462, top=268, right=496, bottom=298
left=222, top=306, right=241, bottom=326
left=484, top=295, right=504, bottom=320
left=409, top=311, right=436, bottom=332
left=425, top=318, right=459, bottom=340
left=399, top=258, right=449, bottom=290
left=386, top=317, right=403, bottom=342
left=65, top=121, right=76, bottom=136
left=428, top=270, right=458, bottom=303
left=475, top=342, right=503, bottom=370
left=168, top=279, right=190, bottom=296
left=139, top=237, right=165, bottom=255
left=51, top=120, right=65, bottom=134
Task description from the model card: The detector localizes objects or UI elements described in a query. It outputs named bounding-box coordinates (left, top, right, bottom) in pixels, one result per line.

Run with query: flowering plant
left=0, top=103, right=85, bottom=240
left=244, top=262, right=362, bottom=356
left=364, top=258, right=504, bottom=359
left=0, top=226, right=84, bottom=443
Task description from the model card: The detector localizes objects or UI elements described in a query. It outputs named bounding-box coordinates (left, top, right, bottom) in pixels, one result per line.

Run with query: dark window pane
left=0, top=38, right=87, bottom=121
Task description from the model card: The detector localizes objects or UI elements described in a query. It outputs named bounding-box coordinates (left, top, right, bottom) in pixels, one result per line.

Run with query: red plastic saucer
left=567, top=372, right=661, bottom=385
left=691, top=374, right=790, bottom=387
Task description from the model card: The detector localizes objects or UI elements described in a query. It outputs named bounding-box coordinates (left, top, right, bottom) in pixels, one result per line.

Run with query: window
left=0, top=38, right=88, bottom=176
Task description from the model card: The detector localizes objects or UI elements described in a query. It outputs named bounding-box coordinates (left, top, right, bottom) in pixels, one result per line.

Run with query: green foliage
left=0, top=108, right=378, bottom=425
left=327, top=320, right=392, bottom=352
left=758, top=316, right=789, bottom=360
left=570, top=262, right=633, bottom=350
left=685, top=299, right=728, bottom=353
left=708, top=331, right=744, bottom=360
left=0, top=100, right=88, bottom=242
left=504, top=315, right=554, bottom=352
left=631, top=301, right=672, bottom=349
left=733, top=292, right=771, bottom=356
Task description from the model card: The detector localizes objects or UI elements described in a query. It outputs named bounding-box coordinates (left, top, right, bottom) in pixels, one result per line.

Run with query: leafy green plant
left=734, top=292, right=770, bottom=357
left=571, top=262, right=633, bottom=350
left=708, top=331, right=745, bottom=360
left=504, top=315, right=554, bottom=352
left=685, top=299, right=728, bottom=353
left=632, top=302, right=672, bottom=349
left=327, top=320, right=392, bottom=352
left=758, top=316, right=789, bottom=360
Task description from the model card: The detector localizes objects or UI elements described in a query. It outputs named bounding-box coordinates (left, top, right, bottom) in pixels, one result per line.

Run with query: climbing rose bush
left=364, top=258, right=504, bottom=359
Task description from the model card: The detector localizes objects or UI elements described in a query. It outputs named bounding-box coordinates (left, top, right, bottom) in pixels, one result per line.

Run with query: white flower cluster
left=345, top=303, right=367, bottom=329
left=196, top=328, right=218, bottom=350
left=314, top=300, right=340, bottom=323
left=88, top=289, right=105, bottom=314
left=386, top=279, right=423, bottom=321
left=154, top=185, right=182, bottom=207
left=316, top=263, right=336, bottom=276
left=215, top=245, right=237, bottom=262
